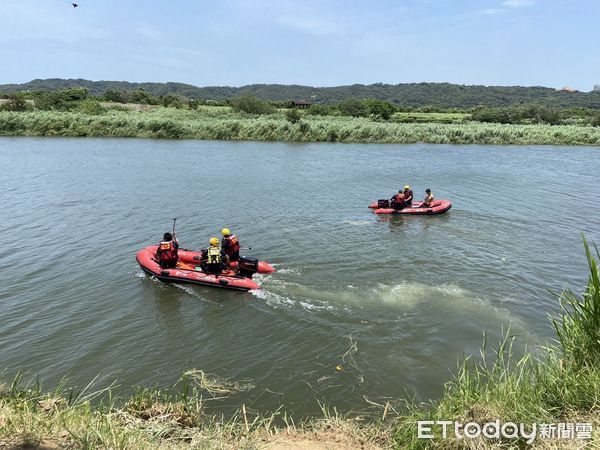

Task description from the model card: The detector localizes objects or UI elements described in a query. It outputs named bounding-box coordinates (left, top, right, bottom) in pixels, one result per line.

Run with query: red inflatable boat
left=136, top=246, right=261, bottom=291
left=369, top=199, right=452, bottom=215
left=176, top=249, right=276, bottom=274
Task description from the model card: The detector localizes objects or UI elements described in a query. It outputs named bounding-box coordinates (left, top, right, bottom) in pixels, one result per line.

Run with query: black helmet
left=163, top=232, right=173, bottom=241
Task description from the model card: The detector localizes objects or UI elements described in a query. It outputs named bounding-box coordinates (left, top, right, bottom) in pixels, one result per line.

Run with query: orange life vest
left=222, top=234, right=240, bottom=258
left=156, top=241, right=178, bottom=264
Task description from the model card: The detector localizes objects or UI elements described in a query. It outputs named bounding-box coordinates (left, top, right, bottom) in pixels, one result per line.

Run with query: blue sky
left=1, top=0, right=598, bottom=90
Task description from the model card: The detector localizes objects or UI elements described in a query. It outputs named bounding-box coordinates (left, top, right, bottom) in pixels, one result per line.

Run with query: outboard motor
left=378, top=199, right=390, bottom=208
left=237, top=256, right=259, bottom=279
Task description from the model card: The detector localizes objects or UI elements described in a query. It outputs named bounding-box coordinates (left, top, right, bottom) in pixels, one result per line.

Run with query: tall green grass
left=1, top=108, right=600, bottom=145
left=393, top=111, right=471, bottom=124
left=553, top=240, right=600, bottom=367
left=394, top=238, right=600, bottom=448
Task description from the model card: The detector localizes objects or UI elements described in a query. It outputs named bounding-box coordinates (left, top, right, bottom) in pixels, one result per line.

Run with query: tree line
left=2, top=88, right=599, bottom=126
left=2, top=78, right=600, bottom=109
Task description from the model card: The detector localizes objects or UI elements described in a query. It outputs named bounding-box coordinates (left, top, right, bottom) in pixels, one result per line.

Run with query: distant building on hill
left=289, top=100, right=312, bottom=109
left=560, top=86, right=578, bottom=93
left=594, top=85, right=600, bottom=91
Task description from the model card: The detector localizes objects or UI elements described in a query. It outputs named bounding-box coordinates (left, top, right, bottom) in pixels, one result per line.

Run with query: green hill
left=1, top=78, right=600, bottom=109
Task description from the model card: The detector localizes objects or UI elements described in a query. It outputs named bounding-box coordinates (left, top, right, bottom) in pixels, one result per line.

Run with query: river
left=0, top=137, right=598, bottom=417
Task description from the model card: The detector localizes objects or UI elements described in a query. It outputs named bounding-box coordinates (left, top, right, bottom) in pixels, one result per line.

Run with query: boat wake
left=253, top=277, right=526, bottom=330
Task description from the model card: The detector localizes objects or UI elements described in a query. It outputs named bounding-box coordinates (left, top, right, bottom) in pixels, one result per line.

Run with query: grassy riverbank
left=1, top=108, right=600, bottom=145
left=2, top=241, right=599, bottom=449
left=0, top=370, right=391, bottom=449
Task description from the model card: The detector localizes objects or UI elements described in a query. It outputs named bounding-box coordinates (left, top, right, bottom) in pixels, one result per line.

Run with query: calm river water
left=0, top=137, right=598, bottom=416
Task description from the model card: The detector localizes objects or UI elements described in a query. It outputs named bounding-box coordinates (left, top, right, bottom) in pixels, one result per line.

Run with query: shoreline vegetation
left=2, top=109, right=600, bottom=146
left=1, top=86, right=599, bottom=145
left=2, top=240, right=599, bottom=449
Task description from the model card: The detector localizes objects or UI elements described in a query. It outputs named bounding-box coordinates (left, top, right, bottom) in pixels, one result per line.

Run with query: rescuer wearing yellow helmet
left=402, top=185, right=413, bottom=206
left=221, top=228, right=241, bottom=261
left=201, top=237, right=229, bottom=275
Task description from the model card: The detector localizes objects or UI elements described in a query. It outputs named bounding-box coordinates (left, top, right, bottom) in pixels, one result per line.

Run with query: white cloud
left=482, top=8, right=506, bottom=15
left=502, top=0, right=535, bottom=8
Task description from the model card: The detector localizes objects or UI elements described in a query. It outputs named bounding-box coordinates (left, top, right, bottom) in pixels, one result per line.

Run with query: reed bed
left=1, top=108, right=600, bottom=145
